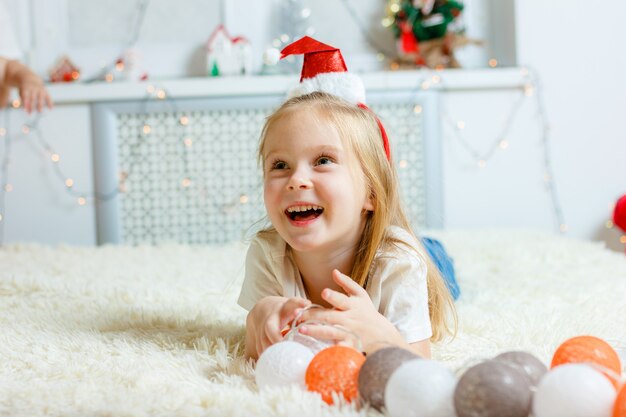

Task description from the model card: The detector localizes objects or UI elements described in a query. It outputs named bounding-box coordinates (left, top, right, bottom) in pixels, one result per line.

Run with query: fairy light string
left=400, top=67, right=567, bottom=234
left=85, top=0, right=151, bottom=83
left=526, top=68, right=567, bottom=233
left=0, top=2, right=570, bottom=242
left=0, top=68, right=568, bottom=244
left=0, top=83, right=268, bottom=245
left=332, top=0, right=568, bottom=233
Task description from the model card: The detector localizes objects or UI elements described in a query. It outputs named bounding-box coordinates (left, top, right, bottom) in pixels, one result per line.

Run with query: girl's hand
left=245, top=295, right=311, bottom=359
left=298, top=270, right=406, bottom=353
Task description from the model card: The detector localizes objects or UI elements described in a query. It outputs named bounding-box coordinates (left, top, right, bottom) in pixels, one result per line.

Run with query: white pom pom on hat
left=279, top=36, right=390, bottom=160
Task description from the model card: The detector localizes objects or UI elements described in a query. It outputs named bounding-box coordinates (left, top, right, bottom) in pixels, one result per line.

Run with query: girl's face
left=262, top=110, right=374, bottom=254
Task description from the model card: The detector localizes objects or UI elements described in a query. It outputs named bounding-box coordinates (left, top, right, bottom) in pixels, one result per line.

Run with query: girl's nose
left=287, top=171, right=313, bottom=190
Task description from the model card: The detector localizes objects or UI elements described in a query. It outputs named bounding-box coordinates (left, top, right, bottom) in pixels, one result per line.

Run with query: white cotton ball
left=533, top=364, right=617, bottom=417
left=255, top=341, right=314, bottom=389
left=385, top=359, right=457, bottom=417
left=263, top=48, right=281, bottom=66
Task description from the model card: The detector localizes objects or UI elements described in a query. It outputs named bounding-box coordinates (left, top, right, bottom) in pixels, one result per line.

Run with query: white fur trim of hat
left=286, top=72, right=366, bottom=105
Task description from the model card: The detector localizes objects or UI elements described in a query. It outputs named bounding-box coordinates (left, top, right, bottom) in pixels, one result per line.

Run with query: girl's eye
left=272, top=161, right=288, bottom=170
left=316, top=156, right=333, bottom=165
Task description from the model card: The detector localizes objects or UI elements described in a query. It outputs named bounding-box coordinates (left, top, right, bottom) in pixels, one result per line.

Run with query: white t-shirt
left=237, top=225, right=433, bottom=343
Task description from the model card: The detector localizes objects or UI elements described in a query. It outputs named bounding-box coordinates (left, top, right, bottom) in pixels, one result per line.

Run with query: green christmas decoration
left=210, top=60, right=220, bottom=77
left=387, top=0, right=475, bottom=69
left=391, top=0, right=464, bottom=43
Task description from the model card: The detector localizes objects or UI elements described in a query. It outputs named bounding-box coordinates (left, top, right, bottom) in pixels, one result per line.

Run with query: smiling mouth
left=285, top=205, right=324, bottom=222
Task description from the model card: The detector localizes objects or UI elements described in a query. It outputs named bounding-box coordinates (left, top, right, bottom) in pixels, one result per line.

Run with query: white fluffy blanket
left=1, top=231, right=625, bottom=416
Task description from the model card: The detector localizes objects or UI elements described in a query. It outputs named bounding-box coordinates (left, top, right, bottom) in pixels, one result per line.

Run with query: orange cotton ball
left=614, top=383, right=626, bottom=417
left=551, top=335, right=622, bottom=388
left=305, top=345, right=365, bottom=404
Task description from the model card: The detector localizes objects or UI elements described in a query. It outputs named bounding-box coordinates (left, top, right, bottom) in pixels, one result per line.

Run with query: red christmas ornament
left=613, top=194, right=626, bottom=232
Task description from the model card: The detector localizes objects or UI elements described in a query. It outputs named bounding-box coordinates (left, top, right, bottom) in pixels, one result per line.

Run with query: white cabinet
left=1, top=104, right=97, bottom=245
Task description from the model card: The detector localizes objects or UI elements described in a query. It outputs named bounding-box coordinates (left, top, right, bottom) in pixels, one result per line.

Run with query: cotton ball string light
left=494, top=350, right=548, bottom=387
left=532, top=363, right=617, bottom=417
left=551, top=335, right=622, bottom=387
left=454, top=360, right=532, bottom=417
left=255, top=341, right=314, bottom=389
left=385, top=359, right=457, bottom=417
left=357, top=346, right=419, bottom=410
left=305, top=345, right=365, bottom=404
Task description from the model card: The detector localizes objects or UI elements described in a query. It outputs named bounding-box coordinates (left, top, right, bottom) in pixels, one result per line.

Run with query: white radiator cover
left=93, top=90, right=441, bottom=245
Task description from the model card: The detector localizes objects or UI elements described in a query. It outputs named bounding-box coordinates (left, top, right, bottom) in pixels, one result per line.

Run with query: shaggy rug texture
left=1, top=230, right=625, bottom=416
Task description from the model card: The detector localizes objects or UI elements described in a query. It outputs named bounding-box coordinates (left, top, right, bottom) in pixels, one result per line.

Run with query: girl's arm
left=245, top=295, right=310, bottom=360
left=298, top=269, right=432, bottom=358
left=410, top=340, right=431, bottom=358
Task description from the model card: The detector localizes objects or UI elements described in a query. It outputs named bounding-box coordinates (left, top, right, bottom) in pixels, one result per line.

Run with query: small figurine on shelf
left=206, top=24, right=252, bottom=76
left=87, top=48, right=148, bottom=84
left=48, top=55, right=80, bottom=83
left=111, top=48, right=148, bottom=82
left=388, top=0, right=479, bottom=69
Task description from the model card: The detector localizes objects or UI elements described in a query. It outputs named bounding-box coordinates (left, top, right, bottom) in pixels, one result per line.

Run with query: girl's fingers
left=299, top=323, right=345, bottom=341
left=302, top=308, right=342, bottom=326
left=266, top=326, right=284, bottom=346
left=299, top=324, right=361, bottom=350
left=279, top=298, right=310, bottom=326
left=332, top=269, right=367, bottom=297
left=321, top=288, right=351, bottom=310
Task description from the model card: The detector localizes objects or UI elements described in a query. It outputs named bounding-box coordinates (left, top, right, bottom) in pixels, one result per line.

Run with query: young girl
left=238, top=88, right=457, bottom=360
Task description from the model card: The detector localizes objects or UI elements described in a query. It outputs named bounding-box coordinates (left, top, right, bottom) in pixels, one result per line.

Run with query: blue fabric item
left=421, top=237, right=460, bottom=300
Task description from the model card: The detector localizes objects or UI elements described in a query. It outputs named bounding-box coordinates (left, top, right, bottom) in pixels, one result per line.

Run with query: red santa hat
left=280, top=36, right=390, bottom=160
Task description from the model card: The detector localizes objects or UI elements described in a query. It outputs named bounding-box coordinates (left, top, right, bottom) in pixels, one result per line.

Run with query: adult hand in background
left=0, top=58, right=53, bottom=113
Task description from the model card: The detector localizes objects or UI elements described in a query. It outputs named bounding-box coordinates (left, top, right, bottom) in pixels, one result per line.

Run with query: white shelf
left=47, top=68, right=528, bottom=105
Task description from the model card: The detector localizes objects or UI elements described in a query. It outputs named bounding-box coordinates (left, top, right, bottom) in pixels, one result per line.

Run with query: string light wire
left=528, top=68, right=566, bottom=232
left=435, top=68, right=566, bottom=233
left=85, top=0, right=151, bottom=83
left=0, top=3, right=567, bottom=241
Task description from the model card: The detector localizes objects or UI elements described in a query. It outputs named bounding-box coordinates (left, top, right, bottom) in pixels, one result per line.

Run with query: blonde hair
left=257, top=92, right=457, bottom=341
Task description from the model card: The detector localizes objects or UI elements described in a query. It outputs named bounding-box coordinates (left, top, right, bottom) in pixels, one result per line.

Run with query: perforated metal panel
left=116, top=108, right=267, bottom=244
left=372, top=102, right=426, bottom=228
left=94, top=94, right=438, bottom=245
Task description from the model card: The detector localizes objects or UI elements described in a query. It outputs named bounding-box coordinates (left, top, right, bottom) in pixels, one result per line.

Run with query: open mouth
left=285, top=205, right=324, bottom=222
